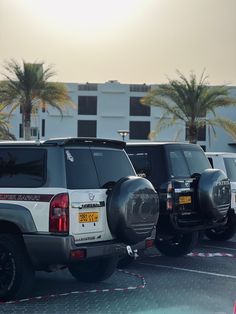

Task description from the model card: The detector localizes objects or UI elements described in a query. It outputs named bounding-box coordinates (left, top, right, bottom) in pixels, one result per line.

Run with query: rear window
left=92, top=148, right=135, bottom=187
left=168, top=147, right=211, bottom=178
left=224, top=158, right=236, bottom=182
left=65, top=147, right=135, bottom=189
left=0, top=148, right=46, bottom=187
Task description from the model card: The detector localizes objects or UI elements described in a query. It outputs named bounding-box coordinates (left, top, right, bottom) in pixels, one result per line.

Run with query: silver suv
left=0, top=137, right=159, bottom=301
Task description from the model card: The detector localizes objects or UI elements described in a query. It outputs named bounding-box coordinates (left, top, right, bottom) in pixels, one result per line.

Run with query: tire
left=0, top=234, right=35, bottom=302
left=68, top=256, right=118, bottom=283
left=155, top=232, right=199, bottom=257
left=107, top=176, right=159, bottom=244
left=205, top=213, right=236, bottom=241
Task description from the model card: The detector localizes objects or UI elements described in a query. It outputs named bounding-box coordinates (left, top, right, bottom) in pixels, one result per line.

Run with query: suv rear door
left=65, top=146, right=136, bottom=243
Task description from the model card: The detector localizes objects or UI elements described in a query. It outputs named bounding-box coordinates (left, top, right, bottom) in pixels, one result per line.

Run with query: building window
left=41, top=119, right=45, bottom=137
left=77, top=120, right=97, bottom=137
left=129, top=121, right=150, bottom=140
left=78, top=83, right=98, bottom=91
left=129, top=84, right=150, bottom=92
left=130, top=97, right=150, bottom=116
left=31, top=127, right=39, bottom=138
left=185, top=123, right=206, bottom=141
left=19, top=124, right=23, bottom=138
left=78, top=96, right=97, bottom=115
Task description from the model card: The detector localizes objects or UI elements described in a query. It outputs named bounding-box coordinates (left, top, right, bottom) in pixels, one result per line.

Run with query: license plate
left=179, top=196, right=192, bottom=205
left=79, top=212, right=99, bottom=223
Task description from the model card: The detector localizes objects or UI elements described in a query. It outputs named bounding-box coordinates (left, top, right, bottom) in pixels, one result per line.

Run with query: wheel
left=107, top=176, right=159, bottom=244
left=205, top=215, right=236, bottom=241
left=155, top=232, right=199, bottom=257
left=68, top=256, right=118, bottom=283
left=0, top=234, right=35, bottom=302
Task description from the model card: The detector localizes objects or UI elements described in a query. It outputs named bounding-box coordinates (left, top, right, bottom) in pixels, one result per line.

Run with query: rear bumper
left=23, top=233, right=150, bottom=267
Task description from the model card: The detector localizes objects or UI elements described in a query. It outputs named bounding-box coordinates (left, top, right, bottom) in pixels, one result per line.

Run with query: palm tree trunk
left=188, top=123, right=198, bottom=144
left=24, top=110, right=31, bottom=141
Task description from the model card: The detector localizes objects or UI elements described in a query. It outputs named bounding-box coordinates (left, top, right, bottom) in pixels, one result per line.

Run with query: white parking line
left=139, top=262, right=236, bottom=279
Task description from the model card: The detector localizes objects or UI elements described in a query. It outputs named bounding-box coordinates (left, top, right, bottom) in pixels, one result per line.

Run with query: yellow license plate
left=79, top=212, right=99, bottom=223
left=179, top=196, right=192, bottom=205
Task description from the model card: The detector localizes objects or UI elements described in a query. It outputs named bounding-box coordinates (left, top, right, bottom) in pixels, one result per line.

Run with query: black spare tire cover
left=198, top=169, right=231, bottom=220
left=107, top=176, right=159, bottom=244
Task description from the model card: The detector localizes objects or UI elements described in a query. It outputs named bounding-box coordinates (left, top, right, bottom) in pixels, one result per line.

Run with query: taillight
left=167, top=182, right=173, bottom=210
left=49, top=193, right=69, bottom=233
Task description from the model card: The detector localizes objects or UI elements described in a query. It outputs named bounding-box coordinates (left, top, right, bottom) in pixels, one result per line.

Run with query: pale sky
left=0, top=0, right=236, bottom=85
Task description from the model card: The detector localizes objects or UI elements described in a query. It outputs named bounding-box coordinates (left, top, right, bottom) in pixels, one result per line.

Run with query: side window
left=127, top=152, right=151, bottom=179
left=224, top=158, right=236, bottom=181
left=0, top=148, right=46, bottom=187
left=208, top=157, right=213, bottom=167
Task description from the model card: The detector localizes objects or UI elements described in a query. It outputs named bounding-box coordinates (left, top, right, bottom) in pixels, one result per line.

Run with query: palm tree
left=0, top=104, right=16, bottom=140
left=0, top=60, right=72, bottom=140
left=141, top=71, right=236, bottom=144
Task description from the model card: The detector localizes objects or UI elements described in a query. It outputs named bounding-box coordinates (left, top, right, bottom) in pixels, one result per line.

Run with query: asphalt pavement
left=1, top=236, right=236, bottom=314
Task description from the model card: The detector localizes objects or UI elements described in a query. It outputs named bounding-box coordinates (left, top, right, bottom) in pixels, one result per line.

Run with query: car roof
left=0, top=137, right=126, bottom=149
left=126, top=141, right=201, bottom=148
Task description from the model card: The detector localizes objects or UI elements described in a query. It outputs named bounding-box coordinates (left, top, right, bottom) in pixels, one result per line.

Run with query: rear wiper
left=102, top=181, right=116, bottom=189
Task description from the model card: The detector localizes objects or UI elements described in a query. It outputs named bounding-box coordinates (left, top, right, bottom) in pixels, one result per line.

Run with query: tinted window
left=65, top=148, right=135, bottom=189
left=78, top=96, right=97, bottom=115
left=77, top=120, right=97, bottom=137
left=128, top=152, right=151, bottom=178
left=169, top=150, right=189, bottom=177
left=65, top=148, right=99, bottom=189
left=92, top=148, right=135, bottom=187
left=0, top=148, right=46, bottom=187
left=224, top=158, right=236, bottom=181
left=126, top=146, right=167, bottom=187
left=183, top=149, right=211, bottom=175
left=167, top=147, right=211, bottom=178
left=130, top=97, right=150, bottom=116
left=129, top=121, right=150, bottom=139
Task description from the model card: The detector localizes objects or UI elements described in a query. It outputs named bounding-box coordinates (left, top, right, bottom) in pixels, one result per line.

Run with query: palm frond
left=141, top=70, right=236, bottom=143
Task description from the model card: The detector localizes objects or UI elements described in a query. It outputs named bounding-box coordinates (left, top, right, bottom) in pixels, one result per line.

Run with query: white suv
left=205, top=152, right=236, bottom=241
left=0, top=137, right=159, bottom=301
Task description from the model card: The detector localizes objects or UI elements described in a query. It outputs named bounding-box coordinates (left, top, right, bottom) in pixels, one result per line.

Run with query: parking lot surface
left=1, top=236, right=235, bottom=314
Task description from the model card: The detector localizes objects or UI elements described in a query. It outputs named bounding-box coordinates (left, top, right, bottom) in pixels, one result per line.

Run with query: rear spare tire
left=198, top=169, right=231, bottom=220
left=107, top=176, right=159, bottom=244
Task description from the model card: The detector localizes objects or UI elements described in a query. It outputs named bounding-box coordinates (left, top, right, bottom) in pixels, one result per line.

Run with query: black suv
left=0, top=138, right=159, bottom=301
left=126, top=142, right=231, bottom=257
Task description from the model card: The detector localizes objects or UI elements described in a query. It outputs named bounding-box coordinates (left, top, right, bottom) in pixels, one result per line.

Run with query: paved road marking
left=139, top=262, right=236, bottom=279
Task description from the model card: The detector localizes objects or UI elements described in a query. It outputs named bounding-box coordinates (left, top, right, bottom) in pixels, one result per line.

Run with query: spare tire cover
left=107, top=176, right=159, bottom=244
left=198, top=169, right=231, bottom=220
